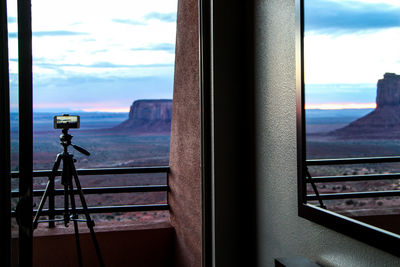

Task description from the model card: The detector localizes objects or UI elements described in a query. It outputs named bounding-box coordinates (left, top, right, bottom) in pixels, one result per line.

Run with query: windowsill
left=33, top=217, right=172, bottom=237
left=12, top=215, right=174, bottom=267
left=12, top=212, right=171, bottom=238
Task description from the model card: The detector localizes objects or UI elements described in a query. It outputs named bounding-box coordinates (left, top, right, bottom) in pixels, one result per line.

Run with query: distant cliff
left=376, top=73, right=400, bottom=107
left=113, top=99, right=172, bottom=134
left=332, top=73, right=400, bottom=139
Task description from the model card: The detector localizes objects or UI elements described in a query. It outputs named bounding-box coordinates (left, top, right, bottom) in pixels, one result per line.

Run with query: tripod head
left=60, top=128, right=90, bottom=156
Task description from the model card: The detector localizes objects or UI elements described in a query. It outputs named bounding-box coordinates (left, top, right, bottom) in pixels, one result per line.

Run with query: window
left=297, top=0, right=400, bottom=256
left=3, top=0, right=178, bottom=265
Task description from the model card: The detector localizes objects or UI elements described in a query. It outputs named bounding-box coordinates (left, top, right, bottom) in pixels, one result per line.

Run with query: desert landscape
left=12, top=79, right=400, bottom=227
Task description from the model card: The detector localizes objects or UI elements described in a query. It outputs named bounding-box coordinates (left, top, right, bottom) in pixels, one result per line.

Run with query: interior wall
left=253, top=0, right=400, bottom=266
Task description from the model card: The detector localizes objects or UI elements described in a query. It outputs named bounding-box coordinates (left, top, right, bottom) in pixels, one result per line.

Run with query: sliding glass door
left=1, top=0, right=34, bottom=266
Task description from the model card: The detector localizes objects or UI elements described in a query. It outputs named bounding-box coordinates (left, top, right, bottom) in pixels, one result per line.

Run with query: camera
left=54, top=114, right=80, bottom=129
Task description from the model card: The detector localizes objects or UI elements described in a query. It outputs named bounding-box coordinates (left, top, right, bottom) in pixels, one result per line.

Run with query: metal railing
left=11, top=166, right=170, bottom=226
left=306, top=156, right=400, bottom=204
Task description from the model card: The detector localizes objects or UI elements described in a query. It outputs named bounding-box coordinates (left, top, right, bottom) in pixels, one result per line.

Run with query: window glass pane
left=31, top=0, right=177, bottom=169
left=29, top=0, right=177, bottom=228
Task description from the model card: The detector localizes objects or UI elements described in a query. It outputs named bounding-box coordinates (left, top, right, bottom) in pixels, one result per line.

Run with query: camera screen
left=54, top=115, right=80, bottom=129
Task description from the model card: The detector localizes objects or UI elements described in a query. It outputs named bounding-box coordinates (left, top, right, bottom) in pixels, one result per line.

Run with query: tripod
left=33, top=128, right=105, bottom=267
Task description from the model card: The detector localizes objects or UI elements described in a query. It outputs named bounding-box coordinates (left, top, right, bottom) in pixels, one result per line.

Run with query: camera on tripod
left=52, top=115, right=90, bottom=156
left=54, top=114, right=80, bottom=129
left=28, top=114, right=105, bottom=266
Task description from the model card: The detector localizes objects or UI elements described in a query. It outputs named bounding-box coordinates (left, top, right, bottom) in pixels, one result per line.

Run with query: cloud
left=91, top=49, right=109, bottom=54
left=27, top=75, right=174, bottom=112
left=144, top=12, right=176, bottom=22
left=33, top=60, right=174, bottom=70
left=32, top=59, right=175, bottom=79
left=9, top=31, right=88, bottom=38
left=89, top=62, right=174, bottom=68
left=306, top=83, right=376, bottom=104
left=8, top=17, right=17, bottom=23
left=33, top=31, right=88, bottom=37
left=112, top=12, right=177, bottom=26
left=305, top=0, right=400, bottom=34
left=112, top=18, right=146, bottom=26
left=83, top=38, right=97, bottom=42
left=131, top=43, right=175, bottom=53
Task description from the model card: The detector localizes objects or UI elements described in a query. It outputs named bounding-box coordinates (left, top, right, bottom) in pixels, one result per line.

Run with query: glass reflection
left=304, top=0, right=400, bottom=233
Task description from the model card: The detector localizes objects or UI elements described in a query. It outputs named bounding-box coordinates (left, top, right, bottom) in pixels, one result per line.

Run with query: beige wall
left=168, top=0, right=400, bottom=266
left=253, top=0, right=400, bottom=266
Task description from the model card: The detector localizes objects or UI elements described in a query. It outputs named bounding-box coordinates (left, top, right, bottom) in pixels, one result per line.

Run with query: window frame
left=17, top=0, right=34, bottom=265
left=0, top=0, right=12, bottom=265
left=296, top=0, right=400, bottom=256
left=1, top=0, right=34, bottom=265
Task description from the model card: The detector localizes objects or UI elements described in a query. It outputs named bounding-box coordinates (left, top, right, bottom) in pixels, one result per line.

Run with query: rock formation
left=376, top=73, right=400, bottom=107
left=113, top=99, right=172, bottom=134
left=332, top=73, right=400, bottom=139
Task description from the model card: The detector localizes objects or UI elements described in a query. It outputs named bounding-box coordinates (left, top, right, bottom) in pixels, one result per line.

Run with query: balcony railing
left=11, top=166, right=170, bottom=227
left=306, top=156, right=400, bottom=205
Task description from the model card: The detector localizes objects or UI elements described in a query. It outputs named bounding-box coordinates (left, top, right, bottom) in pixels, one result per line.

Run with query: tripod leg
left=32, top=154, right=62, bottom=229
left=69, top=157, right=105, bottom=267
left=32, top=180, right=51, bottom=229
left=62, top=156, right=72, bottom=227
left=69, top=181, right=83, bottom=267
left=63, top=183, right=70, bottom=227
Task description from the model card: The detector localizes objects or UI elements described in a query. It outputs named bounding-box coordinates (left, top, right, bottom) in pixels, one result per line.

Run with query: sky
left=7, top=0, right=400, bottom=112
left=304, top=0, right=400, bottom=109
left=7, top=0, right=178, bottom=112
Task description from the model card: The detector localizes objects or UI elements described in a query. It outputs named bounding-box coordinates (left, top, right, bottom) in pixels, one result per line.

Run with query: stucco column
left=168, top=0, right=201, bottom=265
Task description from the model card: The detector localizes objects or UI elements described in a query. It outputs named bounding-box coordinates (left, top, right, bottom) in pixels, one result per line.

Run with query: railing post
left=48, top=175, right=55, bottom=228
